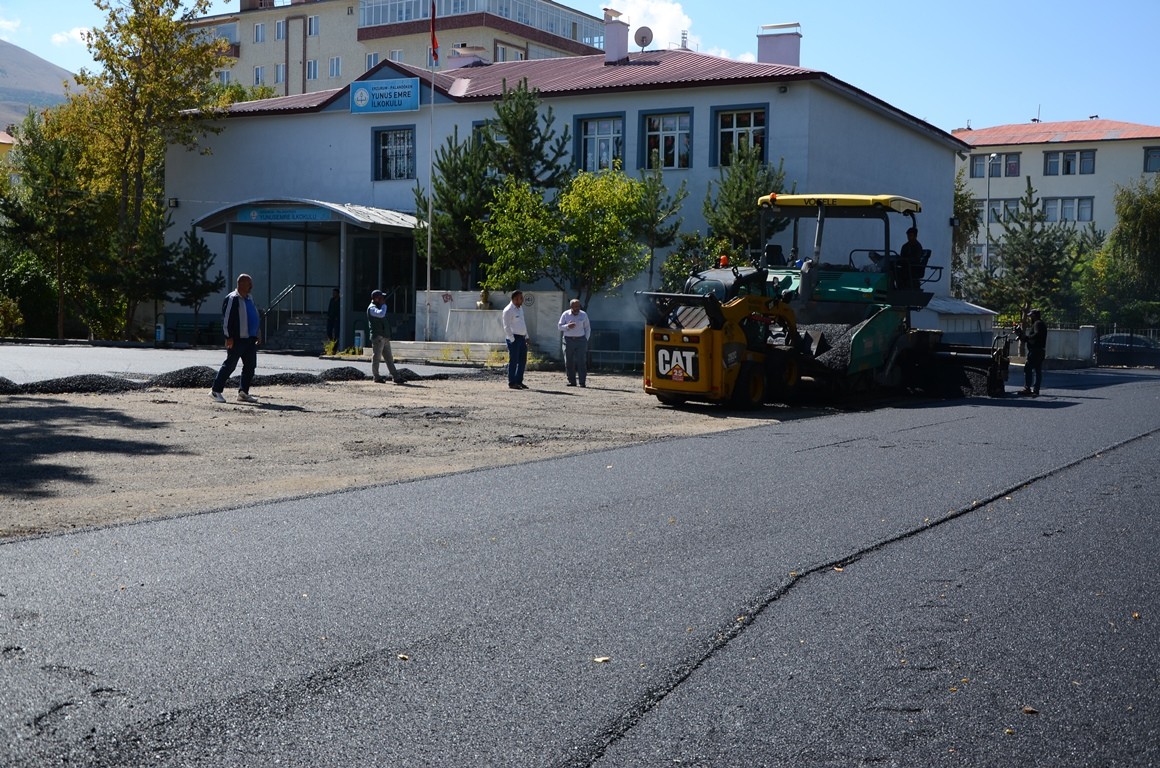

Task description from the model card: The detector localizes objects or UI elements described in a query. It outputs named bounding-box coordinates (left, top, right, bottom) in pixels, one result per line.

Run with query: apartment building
left=953, top=119, right=1160, bottom=269
left=197, top=0, right=604, bottom=96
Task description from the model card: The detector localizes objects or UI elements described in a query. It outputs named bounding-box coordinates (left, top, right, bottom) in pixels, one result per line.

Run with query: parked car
left=1094, top=333, right=1160, bottom=367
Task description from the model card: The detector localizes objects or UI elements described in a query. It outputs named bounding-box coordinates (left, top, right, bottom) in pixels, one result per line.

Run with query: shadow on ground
left=0, top=395, right=187, bottom=500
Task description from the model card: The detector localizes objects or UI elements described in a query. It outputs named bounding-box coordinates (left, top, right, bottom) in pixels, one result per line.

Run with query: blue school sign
left=350, top=78, right=421, bottom=114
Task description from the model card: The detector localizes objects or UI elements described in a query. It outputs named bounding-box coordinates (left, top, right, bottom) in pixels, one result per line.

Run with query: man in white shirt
left=557, top=298, right=591, bottom=387
left=501, top=290, right=528, bottom=389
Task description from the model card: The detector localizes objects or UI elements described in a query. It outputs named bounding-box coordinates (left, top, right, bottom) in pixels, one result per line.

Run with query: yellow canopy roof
left=757, top=193, right=922, bottom=214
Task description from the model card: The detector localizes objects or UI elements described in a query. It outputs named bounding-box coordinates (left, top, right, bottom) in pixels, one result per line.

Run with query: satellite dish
left=634, top=26, right=653, bottom=49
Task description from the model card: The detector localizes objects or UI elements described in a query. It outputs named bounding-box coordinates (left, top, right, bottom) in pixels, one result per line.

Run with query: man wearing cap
left=1014, top=308, right=1048, bottom=396
left=367, top=289, right=403, bottom=384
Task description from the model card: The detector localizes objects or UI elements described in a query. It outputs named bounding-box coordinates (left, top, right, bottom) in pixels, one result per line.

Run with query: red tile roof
left=952, top=119, right=1160, bottom=147
left=208, top=49, right=965, bottom=149
left=399, top=49, right=816, bottom=99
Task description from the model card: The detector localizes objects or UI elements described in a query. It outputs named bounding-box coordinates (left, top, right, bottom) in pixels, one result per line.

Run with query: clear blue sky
left=4, top=0, right=1158, bottom=134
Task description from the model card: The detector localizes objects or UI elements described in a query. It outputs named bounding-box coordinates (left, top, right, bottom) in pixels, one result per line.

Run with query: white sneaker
left=237, top=391, right=259, bottom=403
left=210, top=391, right=225, bottom=403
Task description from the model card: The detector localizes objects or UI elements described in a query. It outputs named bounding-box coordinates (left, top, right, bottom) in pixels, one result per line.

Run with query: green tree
left=168, top=224, right=226, bottom=344
left=479, top=166, right=650, bottom=306
left=1107, top=174, right=1160, bottom=296
left=414, top=126, right=494, bottom=287
left=703, top=143, right=788, bottom=255
left=481, top=79, right=571, bottom=191
left=637, top=153, right=688, bottom=289
left=0, top=110, right=112, bottom=338
left=70, top=0, right=228, bottom=338
left=205, top=80, right=277, bottom=107
left=950, top=166, right=982, bottom=297
left=964, top=177, right=1078, bottom=317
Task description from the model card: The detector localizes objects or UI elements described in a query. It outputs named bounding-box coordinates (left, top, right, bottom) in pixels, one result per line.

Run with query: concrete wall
left=414, top=289, right=565, bottom=358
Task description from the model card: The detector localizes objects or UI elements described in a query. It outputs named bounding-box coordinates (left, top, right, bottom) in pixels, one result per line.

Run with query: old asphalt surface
left=2, top=344, right=1159, bottom=766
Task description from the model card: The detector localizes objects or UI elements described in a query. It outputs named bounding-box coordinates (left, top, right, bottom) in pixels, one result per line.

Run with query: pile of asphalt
left=0, top=365, right=451, bottom=395
left=800, top=323, right=855, bottom=373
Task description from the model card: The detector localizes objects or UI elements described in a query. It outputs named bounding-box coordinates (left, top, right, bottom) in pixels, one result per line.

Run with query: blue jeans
left=507, top=335, right=527, bottom=385
left=212, top=337, right=258, bottom=393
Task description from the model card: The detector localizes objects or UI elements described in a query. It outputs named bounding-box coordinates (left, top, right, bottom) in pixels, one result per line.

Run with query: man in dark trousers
left=1014, top=308, right=1048, bottom=396
left=210, top=273, right=261, bottom=403
left=326, top=288, right=341, bottom=347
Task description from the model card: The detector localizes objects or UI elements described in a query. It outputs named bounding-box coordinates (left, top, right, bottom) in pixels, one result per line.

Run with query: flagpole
left=425, top=0, right=439, bottom=342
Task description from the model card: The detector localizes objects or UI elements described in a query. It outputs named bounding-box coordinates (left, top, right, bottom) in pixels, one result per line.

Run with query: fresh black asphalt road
left=2, top=367, right=1158, bottom=766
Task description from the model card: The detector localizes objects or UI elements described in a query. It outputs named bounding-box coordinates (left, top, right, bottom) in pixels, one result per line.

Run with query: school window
left=306, top=59, right=318, bottom=80
left=970, top=154, right=986, bottom=178
left=644, top=112, right=691, bottom=170
left=253, top=65, right=265, bottom=86
left=329, top=56, right=341, bottom=78
left=988, top=199, right=1018, bottom=224
left=276, top=19, right=285, bottom=40
left=1146, top=147, right=1160, bottom=172
left=1044, top=149, right=1090, bottom=176
left=715, top=107, right=765, bottom=166
left=275, top=63, right=285, bottom=84
left=578, top=117, right=623, bottom=172
left=254, top=23, right=265, bottom=43
left=366, top=51, right=380, bottom=71
left=495, top=42, right=526, bottom=62
left=374, top=127, right=416, bottom=181
left=307, top=15, right=320, bottom=35
left=1043, top=197, right=1094, bottom=223
left=1004, top=153, right=1020, bottom=176
left=216, top=70, right=230, bottom=86
left=389, top=49, right=404, bottom=62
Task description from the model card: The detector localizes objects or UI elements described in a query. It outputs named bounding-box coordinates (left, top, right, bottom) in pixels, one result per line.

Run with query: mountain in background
left=0, top=39, right=76, bottom=132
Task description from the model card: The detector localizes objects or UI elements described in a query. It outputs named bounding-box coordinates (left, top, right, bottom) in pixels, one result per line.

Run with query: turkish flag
left=430, top=0, right=439, bottom=65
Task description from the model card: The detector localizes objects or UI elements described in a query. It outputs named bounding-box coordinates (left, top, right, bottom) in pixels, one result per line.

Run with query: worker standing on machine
left=1014, top=309, right=1047, bottom=396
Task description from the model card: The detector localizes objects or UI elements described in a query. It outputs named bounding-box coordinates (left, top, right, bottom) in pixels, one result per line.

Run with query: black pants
left=212, top=337, right=258, bottom=393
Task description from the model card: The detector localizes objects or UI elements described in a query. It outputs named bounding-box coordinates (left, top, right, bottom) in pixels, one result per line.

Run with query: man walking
left=210, top=273, right=261, bottom=403
left=367, top=289, right=403, bottom=384
left=557, top=298, right=591, bottom=387
left=502, top=290, right=528, bottom=389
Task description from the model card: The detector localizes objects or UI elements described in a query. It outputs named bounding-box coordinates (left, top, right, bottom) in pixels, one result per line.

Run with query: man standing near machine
left=1014, top=309, right=1047, bottom=396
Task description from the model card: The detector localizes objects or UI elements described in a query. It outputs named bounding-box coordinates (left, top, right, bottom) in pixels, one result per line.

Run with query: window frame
left=710, top=103, right=768, bottom=167
left=372, top=125, right=417, bottom=181
left=276, top=19, right=285, bottom=41
left=1146, top=147, right=1160, bottom=173
left=306, top=59, right=318, bottom=80
left=1079, top=149, right=1095, bottom=174
left=275, top=62, right=285, bottom=84
left=574, top=112, right=625, bottom=172
left=329, top=56, right=342, bottom=78
left=640, top=108, right=693, bottom=170
left=969, top=154, right=985, bottom=178
left=254, top=22, right=265, bottom=44
left=253, top=65, right=265, bottom=86
left=307, top=15, right=320, bottom=36
left=366, top=51, right=380, bottom=71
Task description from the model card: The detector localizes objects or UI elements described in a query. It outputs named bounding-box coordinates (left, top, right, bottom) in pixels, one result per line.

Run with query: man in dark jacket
left=1015, top=308, right=1047, bottom=396
left=210, top=274, right=261, bottom=403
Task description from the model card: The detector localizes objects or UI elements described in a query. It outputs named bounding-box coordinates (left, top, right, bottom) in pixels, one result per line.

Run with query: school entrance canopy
left=194, top=198, right=421, bottom=348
